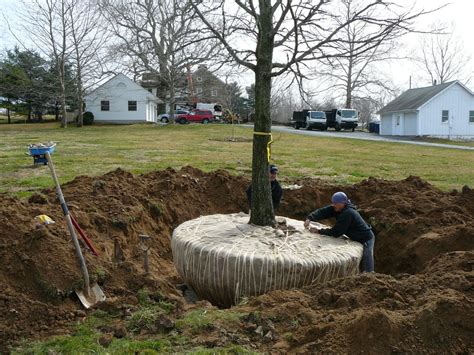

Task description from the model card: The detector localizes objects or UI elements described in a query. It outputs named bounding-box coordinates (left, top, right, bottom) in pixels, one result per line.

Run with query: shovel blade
left=76, top=284, right=106, bottom=309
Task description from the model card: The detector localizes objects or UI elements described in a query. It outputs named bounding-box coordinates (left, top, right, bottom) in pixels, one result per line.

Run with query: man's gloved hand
left=304, top=219, right=311, bottom=229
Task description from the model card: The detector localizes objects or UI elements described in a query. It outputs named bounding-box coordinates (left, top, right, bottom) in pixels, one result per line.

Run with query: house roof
left=86, top=73, right=162, bottom=103
left=379, top=81, right=467, bottom=114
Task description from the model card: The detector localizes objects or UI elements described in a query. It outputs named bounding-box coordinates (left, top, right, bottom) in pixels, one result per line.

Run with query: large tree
left=416, top=25, right=472, bottom=85
left=0, top=48, right=58, bottom=122
left=191, top=0, right=438, bottom=226
left=18, top=0, right=72, bottom=127
left=99, top=0, right=220, bottom=121
left=68, top=0, right=105, bottom=126
left=317, top=0, right=400, bottom=108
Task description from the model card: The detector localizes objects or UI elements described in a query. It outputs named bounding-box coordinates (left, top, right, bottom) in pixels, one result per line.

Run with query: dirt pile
left=0, top=167, right=472, bottom=352
left=235, top=250, right=473, bottom=353
left=0, top=167, right=248, bottom=352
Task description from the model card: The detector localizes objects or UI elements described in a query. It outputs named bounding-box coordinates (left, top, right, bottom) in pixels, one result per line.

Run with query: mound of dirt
left=0, top=167, right=472, bottom=352
left=237, top=250, right=473, bottom=353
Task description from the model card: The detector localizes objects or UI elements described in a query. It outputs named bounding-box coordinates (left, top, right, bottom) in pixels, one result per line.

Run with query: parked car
left=158, top=109, right=189, bottom=123
left=176, top=109, right=213, bottom=124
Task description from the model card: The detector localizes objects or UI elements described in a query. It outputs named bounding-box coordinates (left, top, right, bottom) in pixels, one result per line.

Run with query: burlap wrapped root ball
left=172, top=213, right=363, bottom=307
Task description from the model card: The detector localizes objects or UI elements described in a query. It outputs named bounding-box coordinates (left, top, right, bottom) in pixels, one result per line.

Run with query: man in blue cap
left=246, top=164, right=283, bottom=211
left=304, top=192, right=375, bottom=272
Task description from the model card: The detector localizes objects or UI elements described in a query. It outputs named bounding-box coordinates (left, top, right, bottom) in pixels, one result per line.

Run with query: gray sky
left=1, top=0, right=473, bottom=98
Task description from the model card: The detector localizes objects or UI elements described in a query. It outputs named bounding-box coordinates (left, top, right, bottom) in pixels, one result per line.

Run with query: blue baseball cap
left=331, top=192, right=349, bottom=204
left=269, top=164, right=279, bottom=173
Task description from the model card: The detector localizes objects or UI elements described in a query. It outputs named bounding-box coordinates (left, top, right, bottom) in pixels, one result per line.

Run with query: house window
left=469, top=111, right=474, bottom=123
left=197, top=76, right=202, bottom=82
left=128, top=101, right=137, bottom=111
left=441, top=110, right=449, bottom=123
left=196, top=87, right=203, bottom=94
left=101, top=101, right=110, bottom=111
left=396, top=116, right=400, bottom=125
left=211, top=89, right=217, bottom=97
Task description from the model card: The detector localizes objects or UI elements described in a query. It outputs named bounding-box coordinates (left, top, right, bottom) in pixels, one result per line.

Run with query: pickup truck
left=292, top=110, right=327, bottom=130
left=324, top=108, right=359, bottom=131
left=176, top=109, right=213, bottom=124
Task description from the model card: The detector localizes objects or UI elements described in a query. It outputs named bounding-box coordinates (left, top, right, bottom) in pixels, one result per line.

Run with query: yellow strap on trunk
left=253, top=131, right=273, bottom=162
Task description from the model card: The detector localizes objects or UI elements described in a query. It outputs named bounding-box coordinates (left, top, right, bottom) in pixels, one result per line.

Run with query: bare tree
left=416, top=25, right=472, bottom=85
left=99, top=0, right=220, bottom=121
left=317, top=0, right=401, bottom=108
left=68, top=0, right=106, bottom=126
left=15, top=0, right=104, bottom=127
left=191, top=0, right=439, bottom=226
left=18, top=0, right=72, bottom=127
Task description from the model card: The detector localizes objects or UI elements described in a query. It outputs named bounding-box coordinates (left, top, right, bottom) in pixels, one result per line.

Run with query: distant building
left=379, top=81, right=474, bottom=139
left=84, top=74, right=162, bottom=124
left=140, top=65, right=228, bottom=113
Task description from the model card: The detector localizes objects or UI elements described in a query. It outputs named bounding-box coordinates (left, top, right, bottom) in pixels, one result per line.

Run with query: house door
left=393, top=113, right=404, bottom=135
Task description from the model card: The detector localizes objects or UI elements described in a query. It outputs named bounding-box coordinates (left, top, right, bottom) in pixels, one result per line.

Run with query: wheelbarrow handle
left=45, top=152, right=91, bottom=294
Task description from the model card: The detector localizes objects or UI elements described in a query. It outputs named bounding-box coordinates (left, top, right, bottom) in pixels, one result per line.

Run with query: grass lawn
left=0, top=122, right=473, bottom=196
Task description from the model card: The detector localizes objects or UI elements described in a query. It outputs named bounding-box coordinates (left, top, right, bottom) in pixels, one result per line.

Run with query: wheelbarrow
left=28, top=143, right=106, bottom=308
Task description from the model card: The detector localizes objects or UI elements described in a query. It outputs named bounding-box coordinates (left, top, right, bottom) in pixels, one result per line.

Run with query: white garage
left=379, top=81, right=474, bottom=139
left=84, top=74, right=162, bottom=124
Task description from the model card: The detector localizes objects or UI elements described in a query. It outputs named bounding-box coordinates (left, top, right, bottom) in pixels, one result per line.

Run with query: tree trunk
left=76, top=72, right=83, bottom=127
left=169, top=83, right=176, bottom=124
left=345, top=60, right=353, bottom=108
left=27, top=104, right=32, bottom=122
left=55, top=101, right=59, bottom=121
left=7, top=100, right=11, bottom=124
left=249, top=0, right=275, bottom=227
left=59, top=58, right=67, bottom=128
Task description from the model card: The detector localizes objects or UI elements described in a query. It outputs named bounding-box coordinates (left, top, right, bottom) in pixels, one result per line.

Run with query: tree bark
left=249, top=0, right=275, bottom=227
left=76, top=70, right=83, bottom=127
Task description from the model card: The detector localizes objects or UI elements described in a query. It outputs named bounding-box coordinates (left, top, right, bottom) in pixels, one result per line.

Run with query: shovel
left=45, top=152, right=106, bottom=308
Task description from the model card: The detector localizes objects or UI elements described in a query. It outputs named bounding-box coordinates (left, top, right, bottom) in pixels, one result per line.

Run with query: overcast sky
left=1, top=0, right=473, bottom=99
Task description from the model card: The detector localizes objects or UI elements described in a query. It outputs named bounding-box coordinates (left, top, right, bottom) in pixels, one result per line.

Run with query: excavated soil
left=0, top=167, right=472, bottom=353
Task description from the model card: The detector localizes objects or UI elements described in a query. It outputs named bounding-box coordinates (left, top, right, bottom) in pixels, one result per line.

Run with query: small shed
left=85, top=74, right=161, bottom=124
left=379, top=81, right=474, bottom=138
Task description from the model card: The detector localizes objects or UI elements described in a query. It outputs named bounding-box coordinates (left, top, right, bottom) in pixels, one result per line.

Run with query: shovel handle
left=45, top=152, right=91, bottom=294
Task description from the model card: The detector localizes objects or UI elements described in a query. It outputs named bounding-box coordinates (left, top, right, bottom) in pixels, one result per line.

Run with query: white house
left=84, top=74, right=162, bottom=124
left=379, top=81, right=474, bottom=139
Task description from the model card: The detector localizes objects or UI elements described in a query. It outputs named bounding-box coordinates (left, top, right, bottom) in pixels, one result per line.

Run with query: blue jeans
left=361, top=233, right=375, bottom=272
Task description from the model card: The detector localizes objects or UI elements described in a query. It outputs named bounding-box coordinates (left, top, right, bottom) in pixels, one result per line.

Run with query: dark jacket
left=247, top=180, right=283, bottom=210
left=307, top=203, right=373, bottom=244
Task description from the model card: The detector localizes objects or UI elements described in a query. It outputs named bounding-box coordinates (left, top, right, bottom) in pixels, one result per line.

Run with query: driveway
left=242, top=125, right=474, bottom=151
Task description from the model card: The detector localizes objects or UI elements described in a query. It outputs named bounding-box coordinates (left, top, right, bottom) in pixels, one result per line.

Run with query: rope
left=253, top=131, right=273, bottom=162
left=172, top=214, right=363, bottom=307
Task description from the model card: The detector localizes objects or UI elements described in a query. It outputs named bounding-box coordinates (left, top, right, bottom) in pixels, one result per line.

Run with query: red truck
left=176, top=109, right=213, bottom=124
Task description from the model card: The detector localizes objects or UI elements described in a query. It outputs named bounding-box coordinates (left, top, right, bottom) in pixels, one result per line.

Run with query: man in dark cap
left=246, top=164, right=283, bottom=211
left=304, top=191, right=375, bottom=272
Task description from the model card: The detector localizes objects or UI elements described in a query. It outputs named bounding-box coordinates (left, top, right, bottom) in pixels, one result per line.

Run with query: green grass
left=418, top=136, right=474, bottom=147
left=176, top=309, right=246, bottom=334
left=12, top=311, right=173, bottom=354
left=0, top=122, right=473, bottom=195
left=12, top=305, right=251, bottom=354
